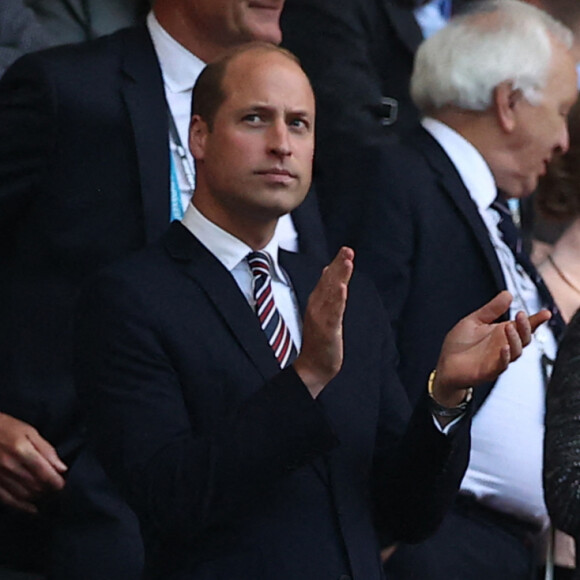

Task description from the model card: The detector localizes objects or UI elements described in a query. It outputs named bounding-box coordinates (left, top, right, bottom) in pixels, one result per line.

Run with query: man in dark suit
left=0, top=0, right=326, bottom=577
left=355, top=1, right=578, bottom=578
left=75, top=41, right=548, bottom=580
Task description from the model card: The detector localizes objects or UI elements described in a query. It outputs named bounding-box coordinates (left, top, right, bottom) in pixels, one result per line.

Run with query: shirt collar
left=181, top=203, right=289, bottom=283
left=147, top=11, right=206, bottom=94
left=422, top=117, right=497, bottom=212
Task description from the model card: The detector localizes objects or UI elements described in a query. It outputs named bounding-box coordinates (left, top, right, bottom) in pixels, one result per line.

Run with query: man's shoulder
left=2, top=24, right=154, bottom=80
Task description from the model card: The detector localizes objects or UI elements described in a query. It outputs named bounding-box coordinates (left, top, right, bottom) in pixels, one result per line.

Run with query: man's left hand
left=432, top=290, right=551, bottom=407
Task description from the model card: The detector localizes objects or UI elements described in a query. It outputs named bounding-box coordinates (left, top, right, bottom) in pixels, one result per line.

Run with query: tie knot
left=247, top=251, right=271, bottom=279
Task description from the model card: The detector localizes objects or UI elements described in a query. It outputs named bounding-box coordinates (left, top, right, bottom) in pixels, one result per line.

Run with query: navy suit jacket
left=356, top=127, right=508, bottom=410
left=0, top=24, right=326, bottom=576
left=75, top=221, right=471, bottom=580
left=282, top=0, right=424, bottom=250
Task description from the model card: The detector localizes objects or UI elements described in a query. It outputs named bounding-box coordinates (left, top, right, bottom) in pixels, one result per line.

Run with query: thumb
left=472, top=291, right=513, bottom=325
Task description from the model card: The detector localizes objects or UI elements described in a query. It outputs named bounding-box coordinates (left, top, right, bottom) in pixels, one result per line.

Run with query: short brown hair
left=191, top=42, right=302, bottom=131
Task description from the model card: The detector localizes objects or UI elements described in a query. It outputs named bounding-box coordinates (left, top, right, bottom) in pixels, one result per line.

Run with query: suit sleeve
left=365, top=281, right=471, bottom=545
left=74, top=269, right=339, bottom=543
left=544, top=309, right=580, bottom=536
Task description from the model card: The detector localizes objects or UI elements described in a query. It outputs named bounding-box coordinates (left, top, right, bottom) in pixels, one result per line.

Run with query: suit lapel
left=120, top=26, right=170, bottom=244
left=166, top=225, right=335, bottom=484
left=280, top=251, right=338, bottom=488
left=412, top=129, right=507, bottom=408
left=414, top=129, right=507, bottom=294
left=164, top=223, right=282, bottom=379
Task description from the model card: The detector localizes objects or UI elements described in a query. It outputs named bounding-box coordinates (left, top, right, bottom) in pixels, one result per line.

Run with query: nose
left=268, top=119, right=291, bottom=158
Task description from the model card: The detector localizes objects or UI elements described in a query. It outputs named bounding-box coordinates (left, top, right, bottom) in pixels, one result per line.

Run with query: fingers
left=321, top=247, right=354, bottom=297
left=0, top=414, right=67, bottom=511
left=504, top=319, right=523, bottom=361
left=29, top=433, right=67, bottom=474
left=499, top=307, right=551, bottom=365
left=528, top=309, right=551, bottom=333
left=473, top=290, right=513, bottom=324
left=18, top=441, right=66, bottom=492
left=0, top=484, right=38, bottom=515
left=294, top=247, right=355, bottom=397
left=310, top=246, right=354, bottom=327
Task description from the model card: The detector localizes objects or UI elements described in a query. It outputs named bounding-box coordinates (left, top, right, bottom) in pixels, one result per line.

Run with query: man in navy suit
left=75, top=41, right=549, bottom=580
left=355, top=1, right=578, bottom=578
left=0, top=0, right=326, bottom=577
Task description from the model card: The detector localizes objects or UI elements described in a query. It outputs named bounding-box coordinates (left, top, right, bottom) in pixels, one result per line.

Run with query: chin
left=250, top=25, right=282, bottom=45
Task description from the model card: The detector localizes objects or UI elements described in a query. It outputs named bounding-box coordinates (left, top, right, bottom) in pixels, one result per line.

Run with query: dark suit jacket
left=75, top=221, right=471, bottom=580
left=355, top=127, right=507, bottom=409
left=281, top=0, right=424, bottom=250
left=0, top=24, right=326, bottom=576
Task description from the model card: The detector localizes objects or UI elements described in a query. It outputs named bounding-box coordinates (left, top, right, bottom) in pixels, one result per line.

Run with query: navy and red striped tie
left=247, top=251, right=298, bottom=368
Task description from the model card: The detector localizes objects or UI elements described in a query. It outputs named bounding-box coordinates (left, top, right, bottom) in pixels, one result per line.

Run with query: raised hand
left=431, top=290, right=551, bottom=407
left=294, top=247, right=354, bottom=398
left=0, top=413, right=67, bottom=513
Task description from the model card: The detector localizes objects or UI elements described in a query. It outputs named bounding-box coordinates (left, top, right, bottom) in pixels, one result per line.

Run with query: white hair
left=410, top=0, right=574, bottom=114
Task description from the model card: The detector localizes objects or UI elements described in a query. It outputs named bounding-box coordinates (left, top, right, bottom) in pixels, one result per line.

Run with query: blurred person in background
left=541, top=97, right=580, bottom=580
left=0, top=0, right=149, bottom=76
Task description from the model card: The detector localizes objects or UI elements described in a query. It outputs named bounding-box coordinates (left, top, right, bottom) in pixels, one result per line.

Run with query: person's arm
left=544, top=309, right=580, bottom=536
left=372, top=289, right=549, bottom=543
left=0, top=52, right=58, bottom=230
left=0, top=52, right=67, bottom=512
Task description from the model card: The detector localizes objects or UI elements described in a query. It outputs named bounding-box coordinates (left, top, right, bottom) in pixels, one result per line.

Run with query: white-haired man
left=355, top=1, right=578, bottom=578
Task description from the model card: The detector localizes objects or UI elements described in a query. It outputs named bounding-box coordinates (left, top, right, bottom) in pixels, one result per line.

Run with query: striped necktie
left=492, top=195, right=565, bottom=341
left=247, top=251, right=298, bottom=368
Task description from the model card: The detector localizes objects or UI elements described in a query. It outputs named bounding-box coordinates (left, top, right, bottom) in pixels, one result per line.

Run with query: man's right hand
left=0, top=413, right=67, bottom=514
left=294, top=247, right=354, bottom=398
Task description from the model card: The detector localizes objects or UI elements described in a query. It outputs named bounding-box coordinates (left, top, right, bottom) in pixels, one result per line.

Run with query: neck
left=193, top=196, right=278, bottom=251
left=153, top=3, right=221, bottom=62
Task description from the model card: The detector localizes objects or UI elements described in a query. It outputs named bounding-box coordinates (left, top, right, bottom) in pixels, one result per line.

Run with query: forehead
left=220, top=51, right=315, bottom=114
left=544, top=42, right=578, bottom=105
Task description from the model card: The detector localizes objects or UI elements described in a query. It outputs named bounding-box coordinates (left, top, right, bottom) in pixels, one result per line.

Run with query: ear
left=494, top=81, right=523, bottom=133
left=189, top=114, right=210, bottom=161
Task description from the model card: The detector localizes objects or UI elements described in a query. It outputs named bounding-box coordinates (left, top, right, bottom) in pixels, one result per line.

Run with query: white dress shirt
left=423, top=117, right=556, bottom=527
left=181, top=203, right=302, bottom=349
left=146, top=13, right=299, bottom=252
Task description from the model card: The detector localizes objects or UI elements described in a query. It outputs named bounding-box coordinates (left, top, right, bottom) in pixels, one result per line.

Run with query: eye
left=242, top=113, right=265, bottom=125
left=288, top=117, right=310, bottom=132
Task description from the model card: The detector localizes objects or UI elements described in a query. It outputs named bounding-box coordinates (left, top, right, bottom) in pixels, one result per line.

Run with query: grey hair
left=410, top=0, right=574, bottom=114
